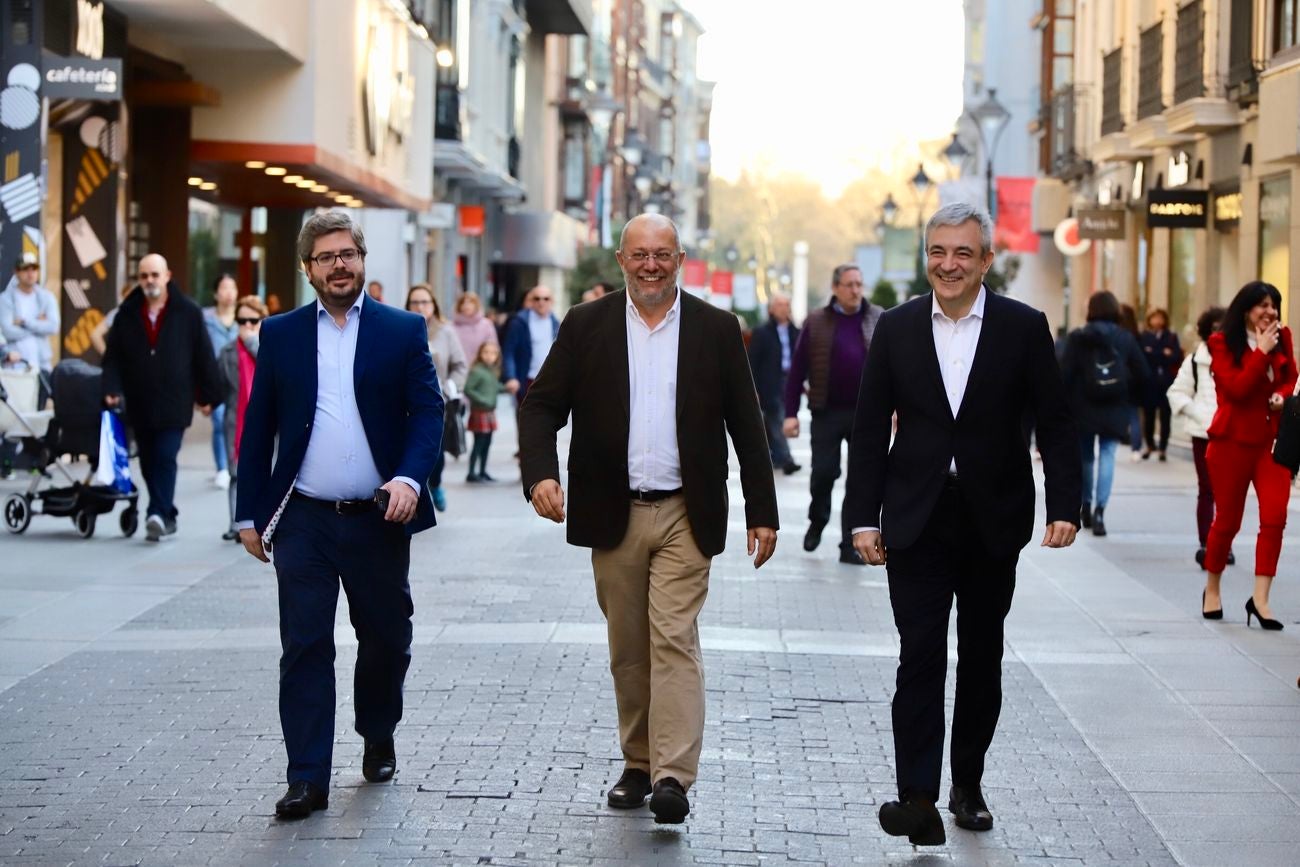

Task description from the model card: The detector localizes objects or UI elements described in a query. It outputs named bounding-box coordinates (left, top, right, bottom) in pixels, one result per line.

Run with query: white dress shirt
left=527, top=310, right=554, bottom=379
left=853, top=287, right=986, bottom=536
left=627, top=290, right=682, bottom=492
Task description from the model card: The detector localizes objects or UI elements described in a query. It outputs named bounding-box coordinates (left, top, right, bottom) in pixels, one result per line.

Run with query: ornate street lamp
left=942, top=130, right=970, bottom=164
left=910, top=164, right=935, bottom=293
left=881, top=192, right=899, bottom=224
left=969, top=88, right=1011, bottom=214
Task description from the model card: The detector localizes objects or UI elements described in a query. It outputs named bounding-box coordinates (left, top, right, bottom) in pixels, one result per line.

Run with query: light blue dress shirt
left=526, top=310, right=553, bottom=379
left=776, top=322, right=792, bottom=373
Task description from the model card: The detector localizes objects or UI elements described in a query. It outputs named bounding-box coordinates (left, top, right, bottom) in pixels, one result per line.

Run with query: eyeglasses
left=139, top=271, right=162, bottom=279
left=236, top=317, right=262, bottom=326
left=623, top=252, right=679, bottom=264
left=310, top=249, right=362, bottom=268
left=532, top=295, right=553, bottom=303
left=408, top=299, right=434, bottom=307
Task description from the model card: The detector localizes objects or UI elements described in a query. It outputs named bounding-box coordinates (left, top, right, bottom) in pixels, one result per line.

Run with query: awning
left=190, top=140, right=431, bottom=211
left=434, top=141, right=524, bottom=199
left=499, top=209, right=586, bottom=268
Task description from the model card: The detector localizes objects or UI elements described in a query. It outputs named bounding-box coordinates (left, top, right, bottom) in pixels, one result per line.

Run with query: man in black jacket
left=846, top=203, right=1080, bottom=845
left=746, top=292, right=800, bottom=474
left=103, top=253, right=222, bottom=541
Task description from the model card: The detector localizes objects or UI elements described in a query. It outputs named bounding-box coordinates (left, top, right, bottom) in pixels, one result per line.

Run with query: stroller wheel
left=4, top=494, right=31, bottom=534
left=120, top=508, right=139, bottom=538
left=74, top=508, right=96, bottom=539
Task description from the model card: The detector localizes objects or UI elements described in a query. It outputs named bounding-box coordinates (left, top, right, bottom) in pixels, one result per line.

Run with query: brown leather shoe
left=948, top=784, right=994, bottom=831
left=606, top=768, right=652, bottom=809
left=649, top=777, right=690, bottom=824
left=274, top=781, right=328, bottom=820
left=362, top=738, right=396, bottom=783
left=879, top=796, right=945, bottom=845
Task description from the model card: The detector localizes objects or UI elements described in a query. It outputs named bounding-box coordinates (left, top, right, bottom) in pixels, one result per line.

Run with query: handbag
left=442, top=397, right=466, bottom=458
left=1272, top=395, right=1300, bottom=477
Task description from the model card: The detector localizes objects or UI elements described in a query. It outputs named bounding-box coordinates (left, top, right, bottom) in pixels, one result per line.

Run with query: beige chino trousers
left=591, top=494, right=711, bottom=790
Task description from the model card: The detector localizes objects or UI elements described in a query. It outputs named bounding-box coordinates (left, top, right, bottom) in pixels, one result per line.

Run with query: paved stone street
left=3, top=410, right=1300, bottom=866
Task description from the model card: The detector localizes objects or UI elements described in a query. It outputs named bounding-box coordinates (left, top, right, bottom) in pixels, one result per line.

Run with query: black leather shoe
left=1080, top=505, right=1092, bottom=529
left=606, top=768, right=652, bottom=809
left=1092, top=507, right=1107, bottom=537
left=222, top=529, right=240, bottom=541
left=649, top=777, right=690, bottom=824
left=948, top=784, right=993, bottom=831
left=838, top=546, right=866, bottom=566
left=275, top=781, right=328, bottom=820
left=803, top=523, right=825, bottom=552
left=362, top=738, right=396, bottom=782
left=782, top=462, right=802, bottom=476
left=879, top=796, right=945, bottom=845
left=1195, top=547, right=1206, bottom=567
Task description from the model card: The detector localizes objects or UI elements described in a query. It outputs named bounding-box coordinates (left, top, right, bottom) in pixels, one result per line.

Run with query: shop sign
left=1077, top=208, right=1126, bottom=240
left=1167, top=151, right=1191, bottom=188
left=1213, top=188, right=1242, bottom=231
left=458, top=205, right=485, bottom=236
left=1053, top=218, right=1091, bottom=257
left=1146, top=188, right=1208, bottom=229
left=43, top=56, right=121, bottom=100
left=1260, top=186, right=1290, bottom=224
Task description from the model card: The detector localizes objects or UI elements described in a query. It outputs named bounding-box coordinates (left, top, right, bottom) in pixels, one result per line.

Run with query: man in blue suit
left=236, top=211, right=443, bottom=820
left=502, top=285, right=560, bottom=403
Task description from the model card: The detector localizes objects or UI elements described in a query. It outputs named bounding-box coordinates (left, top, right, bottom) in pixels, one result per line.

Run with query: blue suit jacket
left=235, top=297, right=445, bottom=535
left=502, top=311, right=560, bottom=383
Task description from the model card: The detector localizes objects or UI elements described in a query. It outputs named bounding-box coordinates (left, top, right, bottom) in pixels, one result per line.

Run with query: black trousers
left=885, top=479, right=1019, bottom=803
left=1143, top=398, right=1172, bottom=452
left=272, top=497, right=413, bottom=791
left=809, top=407, right=856, bottom=548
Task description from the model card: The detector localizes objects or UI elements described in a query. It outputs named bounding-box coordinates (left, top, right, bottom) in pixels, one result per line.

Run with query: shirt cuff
left=851, top=527, right=879, bottom=536
left=235, top=520, right=255, bottom=531
left=393, top=476, right=420, bottom=497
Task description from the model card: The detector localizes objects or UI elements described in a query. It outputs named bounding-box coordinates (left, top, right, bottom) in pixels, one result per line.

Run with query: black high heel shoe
left=1201, top=591, right=1222, bottom=620
left=1246, top=598, right=1284, bottom=631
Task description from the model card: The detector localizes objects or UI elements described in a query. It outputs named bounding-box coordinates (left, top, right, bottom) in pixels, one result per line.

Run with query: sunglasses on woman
left=236, top=317, right=263, bottom=326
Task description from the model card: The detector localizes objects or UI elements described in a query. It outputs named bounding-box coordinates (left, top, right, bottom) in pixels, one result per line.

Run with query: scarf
left=235, top=338, right=256, bottom=460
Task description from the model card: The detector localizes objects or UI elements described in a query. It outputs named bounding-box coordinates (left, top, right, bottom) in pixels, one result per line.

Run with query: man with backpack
left=1059, top=291, right=1147, bottom=536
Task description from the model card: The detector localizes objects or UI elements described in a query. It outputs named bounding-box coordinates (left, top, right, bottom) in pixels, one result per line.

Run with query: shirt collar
left=316, top=289, right=366, bottom=321
left=626, top=287, right=682, bottom=327
left=932, top=285, right=987, bottom=323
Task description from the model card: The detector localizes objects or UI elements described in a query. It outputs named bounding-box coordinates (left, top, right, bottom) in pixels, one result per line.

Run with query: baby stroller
left=1, top=359, right=140, bottom=538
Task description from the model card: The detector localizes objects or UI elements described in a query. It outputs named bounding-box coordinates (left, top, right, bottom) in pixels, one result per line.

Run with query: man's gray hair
left=924, top=202, right=994, bottom=253
left=297, top=211, right=368, bottom=266
left=831, top=263, right=862, bottom=286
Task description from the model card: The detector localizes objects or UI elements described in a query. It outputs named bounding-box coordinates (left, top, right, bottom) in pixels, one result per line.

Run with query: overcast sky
left=689, top=0, right=967, bottom=196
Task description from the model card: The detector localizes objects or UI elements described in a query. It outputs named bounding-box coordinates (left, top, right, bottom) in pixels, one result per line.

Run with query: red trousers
left=1204, top=439, right=1291, bottom=576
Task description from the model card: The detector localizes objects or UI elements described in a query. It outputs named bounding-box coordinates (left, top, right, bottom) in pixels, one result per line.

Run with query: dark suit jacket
left=845, top=291, right=1080, bottom=556
left=502, top=310, right=560, bottom=383
left=101, top=284, right=223, bottom=431
left=235, top=296, right=445, bottom=535
left=518, top=289, right=779, bottom=557
left=747, top=317, right=799, bottom=413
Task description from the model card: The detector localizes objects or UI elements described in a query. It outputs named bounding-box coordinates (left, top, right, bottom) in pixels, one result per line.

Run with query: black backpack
left=1082, top=334, right=1127, bottom=403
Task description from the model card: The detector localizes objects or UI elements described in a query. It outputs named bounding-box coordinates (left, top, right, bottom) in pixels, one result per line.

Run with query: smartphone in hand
left=373, top=487, right=391, bottom=514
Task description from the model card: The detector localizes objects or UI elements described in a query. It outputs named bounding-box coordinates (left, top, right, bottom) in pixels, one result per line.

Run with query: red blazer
left=1207, top=328, right=1298, bottom=446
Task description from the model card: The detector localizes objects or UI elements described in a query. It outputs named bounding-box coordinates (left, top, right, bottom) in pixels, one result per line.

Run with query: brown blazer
left=518, top=289, right=779, bottom=557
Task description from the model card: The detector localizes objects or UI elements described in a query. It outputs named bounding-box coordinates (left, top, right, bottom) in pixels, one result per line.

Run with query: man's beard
left=626, top=269, right=679, bottom=307
left=310, top=268, right=365, bottom=306
left=143, top=286, right=163, bottom=299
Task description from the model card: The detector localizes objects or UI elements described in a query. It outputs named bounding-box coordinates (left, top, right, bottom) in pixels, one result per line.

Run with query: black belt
left=292, top=490, right=374, bottom=516
left=629, top=488, right=682, bottom=502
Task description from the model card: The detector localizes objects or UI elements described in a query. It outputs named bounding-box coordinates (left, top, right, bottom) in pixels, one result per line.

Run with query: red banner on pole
left=994, top=177, right=1039, bottom=253
left=710, top=270, right=734, bottom=295
left=682, top=258, right=709, bottom=295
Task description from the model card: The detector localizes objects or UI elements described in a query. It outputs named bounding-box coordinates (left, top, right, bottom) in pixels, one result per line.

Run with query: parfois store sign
left=1147, top=188, right=1208, bottom=229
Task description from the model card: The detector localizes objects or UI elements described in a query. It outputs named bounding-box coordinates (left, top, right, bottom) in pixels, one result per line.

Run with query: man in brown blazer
left=519, top=213, right=779, bottom=825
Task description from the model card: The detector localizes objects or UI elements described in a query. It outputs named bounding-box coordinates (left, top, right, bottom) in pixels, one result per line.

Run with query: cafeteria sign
left=1146, top=188, right=1208, bottom=229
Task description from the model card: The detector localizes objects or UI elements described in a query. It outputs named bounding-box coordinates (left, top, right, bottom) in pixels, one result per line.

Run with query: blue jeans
left=1080, top=434, right=1119, bottom=509
left=211, top=404, right=228, bottom=472
left=1127, top=407, right=1142, bottom=452
left=135, top=426, right=185, bottom=520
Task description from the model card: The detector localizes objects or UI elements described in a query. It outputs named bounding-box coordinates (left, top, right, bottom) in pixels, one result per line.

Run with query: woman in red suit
left=1201, top=281, right=1297, bottom=629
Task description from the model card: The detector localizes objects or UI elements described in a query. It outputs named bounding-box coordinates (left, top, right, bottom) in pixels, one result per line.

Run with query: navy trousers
left=134, top=426, right=185, bottom=520
left=272, top=496, right=414, bottom=791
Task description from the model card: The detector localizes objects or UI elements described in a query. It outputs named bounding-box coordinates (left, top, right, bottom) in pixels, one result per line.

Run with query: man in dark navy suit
left=236, top=211, right=443, bottom=820
left=846, top=203, right=1080, bottom=845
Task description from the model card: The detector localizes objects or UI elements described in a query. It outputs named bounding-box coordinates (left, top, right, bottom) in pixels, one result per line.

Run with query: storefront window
left=1168, top=228, right=1196, bottom=332
left=1259, top=175, right=1291, bottom=320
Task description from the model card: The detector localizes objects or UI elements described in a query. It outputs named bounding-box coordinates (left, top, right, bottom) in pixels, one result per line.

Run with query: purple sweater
left=784, top=305, right=868, bottom=416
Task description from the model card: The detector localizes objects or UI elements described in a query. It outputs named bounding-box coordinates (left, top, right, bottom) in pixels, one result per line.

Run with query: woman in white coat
left=1168, top=306, right=1229, bottom=567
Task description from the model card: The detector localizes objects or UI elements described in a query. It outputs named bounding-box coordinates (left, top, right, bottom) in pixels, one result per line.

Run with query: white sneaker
left=1129, top=451, right=1142, bottom=463
left=214, top=469, right=230, bottom=490
left=145, top=514, right=165, bottom=542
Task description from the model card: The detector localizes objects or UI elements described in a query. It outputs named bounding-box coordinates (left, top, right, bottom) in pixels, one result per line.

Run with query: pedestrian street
left=2, top=414, right=1300, bottom=866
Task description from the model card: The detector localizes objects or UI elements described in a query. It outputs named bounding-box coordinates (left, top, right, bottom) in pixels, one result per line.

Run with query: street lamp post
left=969, top=88, right=1011, bottom=216
left=910, top=164, right=932, bottom=293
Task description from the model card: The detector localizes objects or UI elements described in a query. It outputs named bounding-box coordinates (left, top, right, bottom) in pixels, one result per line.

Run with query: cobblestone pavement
left=3, top=412, right=1300, bottom=866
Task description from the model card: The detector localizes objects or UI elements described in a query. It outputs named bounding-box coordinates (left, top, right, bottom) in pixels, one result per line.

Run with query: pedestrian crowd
left=2, top=202, right=1295, bottom=849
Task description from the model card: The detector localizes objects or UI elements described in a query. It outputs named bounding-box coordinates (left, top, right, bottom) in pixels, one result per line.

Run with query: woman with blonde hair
left=406, top=285, right=467, bottom=511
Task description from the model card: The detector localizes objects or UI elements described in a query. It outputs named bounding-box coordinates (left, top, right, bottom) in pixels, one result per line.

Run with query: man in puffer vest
left=783, top=264, right=884, bottom=564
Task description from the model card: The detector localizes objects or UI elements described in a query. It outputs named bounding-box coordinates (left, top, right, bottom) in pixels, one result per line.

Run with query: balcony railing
left=1174, top=0, right=1205, bottom=104
left=1049, top=86, right=1090, bottom=180
left=1101, top=47, right=1124, bottom=135
left=435, top=83, right=460, bottom=141
left=1137, top=22, right=1165, bottom=119
left=1226, top=0, right=1259, bottom=104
